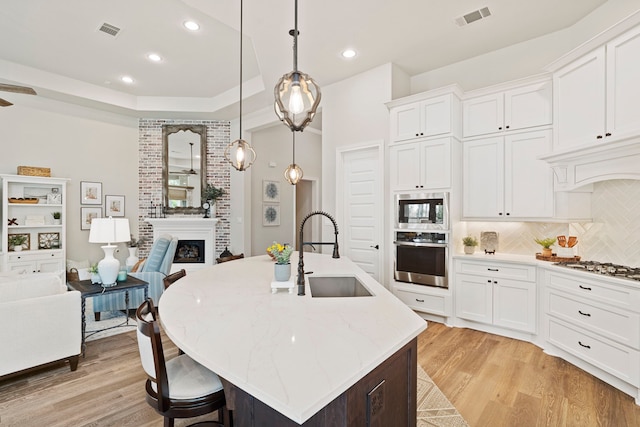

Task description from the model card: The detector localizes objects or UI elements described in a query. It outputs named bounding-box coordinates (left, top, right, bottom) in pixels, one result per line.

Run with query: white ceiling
left=0, top=0, right=607, bottom=121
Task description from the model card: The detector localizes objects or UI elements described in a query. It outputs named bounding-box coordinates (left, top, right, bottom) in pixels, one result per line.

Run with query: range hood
left=539, top=135, right=640, bottom=191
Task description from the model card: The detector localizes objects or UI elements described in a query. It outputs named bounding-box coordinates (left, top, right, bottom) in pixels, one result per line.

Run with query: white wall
left=249, top=124, right=321, bottom=255
left=0, top=97, right=138, bottom=266
left=410, top=0, right=640, bottom=94
left=321, top=64, right=394, bottom=238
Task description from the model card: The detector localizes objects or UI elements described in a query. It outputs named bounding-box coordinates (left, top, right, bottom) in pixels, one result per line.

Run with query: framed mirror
left=163, top=124, right=207, bottom=214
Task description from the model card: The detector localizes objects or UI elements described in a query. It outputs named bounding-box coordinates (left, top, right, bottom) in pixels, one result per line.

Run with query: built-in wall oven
left=394, top=231, right=448, bottom=288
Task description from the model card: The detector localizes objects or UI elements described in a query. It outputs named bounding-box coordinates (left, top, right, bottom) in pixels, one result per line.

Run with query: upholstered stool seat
left=161, top=355, right=223, bottom=400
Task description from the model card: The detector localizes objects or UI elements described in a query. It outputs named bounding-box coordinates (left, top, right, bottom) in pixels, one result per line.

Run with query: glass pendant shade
left=274, top=71, right=321, bottom=132
left=225, top=138, right=256, bottom=171
left=284, top=163, right=303, bottom=185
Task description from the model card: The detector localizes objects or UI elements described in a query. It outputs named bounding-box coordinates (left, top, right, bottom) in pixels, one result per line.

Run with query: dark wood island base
left=222, top=338, right=418, bottom=427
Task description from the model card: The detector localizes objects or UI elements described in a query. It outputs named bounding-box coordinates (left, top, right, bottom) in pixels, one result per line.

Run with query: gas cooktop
left=554, top=260, right=640, bottom=282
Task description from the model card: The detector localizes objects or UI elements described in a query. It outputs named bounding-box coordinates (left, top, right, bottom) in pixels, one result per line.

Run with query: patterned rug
left=417, top=365, right=469, bottom=426
left=84, top=298, right=137, bottom=342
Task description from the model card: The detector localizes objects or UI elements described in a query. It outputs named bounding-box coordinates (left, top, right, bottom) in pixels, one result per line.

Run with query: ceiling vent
left=455, top=7, right=491, bottom=27
left=98, top=22, right=121, bottom=37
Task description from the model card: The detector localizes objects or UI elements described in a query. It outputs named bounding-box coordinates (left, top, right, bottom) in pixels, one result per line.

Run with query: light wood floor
left=1, top=322, right=639, bottom=426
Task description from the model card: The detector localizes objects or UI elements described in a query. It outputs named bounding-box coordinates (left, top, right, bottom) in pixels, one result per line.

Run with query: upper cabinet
left=463, top=79, right=552, bottom=138
left=389, top=137, right=453, bottom=192
left=388, top=87, right=462, bottom=143
left=553, top=25, right=640, bottom=150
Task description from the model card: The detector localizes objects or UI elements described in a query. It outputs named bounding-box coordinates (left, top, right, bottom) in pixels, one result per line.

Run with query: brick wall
left=137, top=119, right=231, bottom=259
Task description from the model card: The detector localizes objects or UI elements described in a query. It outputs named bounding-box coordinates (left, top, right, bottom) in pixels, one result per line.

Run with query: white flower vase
left=274, top=263, right=291, bottom=282
left=12, top=245, right=22, bottom=252
left=126, top=247, right=139, bottom=272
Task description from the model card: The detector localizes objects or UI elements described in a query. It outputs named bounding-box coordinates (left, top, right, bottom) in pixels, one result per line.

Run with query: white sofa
left=0, top=272, right=81, bottom=377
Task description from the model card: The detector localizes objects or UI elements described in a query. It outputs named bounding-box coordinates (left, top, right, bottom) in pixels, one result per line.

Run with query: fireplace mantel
left=144, top=217, right=220, bottom=273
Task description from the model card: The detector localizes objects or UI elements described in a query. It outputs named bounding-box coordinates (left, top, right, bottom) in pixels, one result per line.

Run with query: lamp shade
left=89, top=217, right=131, bottom=245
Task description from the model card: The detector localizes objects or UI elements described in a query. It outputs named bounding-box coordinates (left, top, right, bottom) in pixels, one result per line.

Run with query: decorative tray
left=9, top=198, right=39, bottom=204
left=536, top=253, right=581, bottom=262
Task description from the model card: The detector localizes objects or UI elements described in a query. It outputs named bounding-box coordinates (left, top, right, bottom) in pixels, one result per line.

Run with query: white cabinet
left=543, top=269, right=640, bottom=390
left=390, top=94, right=459, bottom=142
left=463, top=80, right=552, bottom=138
left=1, top=175, right=69, bottom=276
left=455, top=258, right=537, bottom=333
left=389, top=137, right=453, bottom=191
left=462, top=129, right=553, bottom=219
left=393, top=284, right=450, bottom=317
left=553, top=25, right=640, bottom=149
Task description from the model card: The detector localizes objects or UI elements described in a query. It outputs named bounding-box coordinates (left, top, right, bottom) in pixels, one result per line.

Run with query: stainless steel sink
left=308, top=276, right=373, bottom=298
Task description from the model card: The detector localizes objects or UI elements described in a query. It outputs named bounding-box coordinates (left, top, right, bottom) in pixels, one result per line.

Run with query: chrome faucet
left=297, top=211, right=340, bottom=295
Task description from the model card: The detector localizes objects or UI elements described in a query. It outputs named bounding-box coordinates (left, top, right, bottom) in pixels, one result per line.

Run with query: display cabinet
left=1, top=174, right=69, bottom=276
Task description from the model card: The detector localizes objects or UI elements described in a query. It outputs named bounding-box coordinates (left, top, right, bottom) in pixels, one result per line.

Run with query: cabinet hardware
left=498, top=127, right=502, bottom=130
left=605, top=132, right=611, bottom=137
left=505, top=125, right=510, bottom=129
left=493, top=281, right=498, bottom=284
left=498, top=212, right=503, bottom=215
left=506, top=212, right=510, bottom=215
left=578, top=310, right=591, bottom=317
left=370, top=244, right=379, bottom=250
left=596, top=135, right=603, bottom=139
left=578, top=341, right=591, bottom=349
left=487, top=280, right=492, bottom=283
left=578, top=285, right=592, bottom=291
left=415, top=299, right=424, bottom=303
left=487, top=268, right=499, bottom=271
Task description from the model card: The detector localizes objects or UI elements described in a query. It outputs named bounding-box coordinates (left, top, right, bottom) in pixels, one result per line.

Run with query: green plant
left=88, top=263, right=99, bottom=274
left=534, top=237, right=556, bottom=249
left=267, top=241, right=294, bottom=264
left=8, top=234, right=27, bottom=247
left=128, top=234, right=146, bottom=248
left=52, top=211, right=61, bottom=219
left=202, top=184, right=225, bottom=202
left=462, top=236, right=478, bottom=247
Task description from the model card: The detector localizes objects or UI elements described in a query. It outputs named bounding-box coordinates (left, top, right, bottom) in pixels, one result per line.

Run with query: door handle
left=370, top=244, right=379, bottom=250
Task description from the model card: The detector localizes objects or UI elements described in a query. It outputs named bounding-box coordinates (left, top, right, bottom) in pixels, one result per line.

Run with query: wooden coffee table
left=67, top=275, right=149, bottom=355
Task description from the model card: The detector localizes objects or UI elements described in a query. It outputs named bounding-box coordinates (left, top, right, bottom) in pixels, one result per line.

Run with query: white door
left=337, top=143, right=383, bottom=282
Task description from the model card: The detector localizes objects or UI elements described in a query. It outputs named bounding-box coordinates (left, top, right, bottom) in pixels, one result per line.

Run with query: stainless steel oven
left=394, top=232, right=448, bottom=288
left=395, top=192, right=449, bottom=231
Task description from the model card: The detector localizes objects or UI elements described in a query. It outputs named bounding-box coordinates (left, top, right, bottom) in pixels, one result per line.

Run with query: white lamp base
left=98, top=245, right=120, bottom=287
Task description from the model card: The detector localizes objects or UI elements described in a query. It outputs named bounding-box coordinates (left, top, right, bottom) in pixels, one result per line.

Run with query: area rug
left=84, top=298, right=137, bottom=342
left=417, top=365, right=469, bottom=426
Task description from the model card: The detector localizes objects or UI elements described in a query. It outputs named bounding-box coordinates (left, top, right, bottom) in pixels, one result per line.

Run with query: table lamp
left=89, top=217, right=130, bottom=287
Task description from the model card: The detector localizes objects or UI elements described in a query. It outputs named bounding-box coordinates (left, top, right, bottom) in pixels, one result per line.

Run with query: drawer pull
left=578, top=310, right=591, bottom=317
left=578, top=285, right=592, bottom=291
left=415, top=299, right=424, bottom=303
left=578, top=341, right=591, bottom=349
left=487, top=268, right=499, bottom=272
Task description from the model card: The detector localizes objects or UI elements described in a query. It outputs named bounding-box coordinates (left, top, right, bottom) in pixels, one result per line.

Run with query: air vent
left=455, top=6, right=492, bottom=27
left=98, top=22, right=121, bottom=37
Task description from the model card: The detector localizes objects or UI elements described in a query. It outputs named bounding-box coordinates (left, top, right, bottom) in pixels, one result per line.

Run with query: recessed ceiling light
left=183, top=20, right=200, bottom=31
left=121, top=76, right=134, bottom=84
left=341, top=49, right=357, bottom=59
left=147, top=53, right=162, bottom=62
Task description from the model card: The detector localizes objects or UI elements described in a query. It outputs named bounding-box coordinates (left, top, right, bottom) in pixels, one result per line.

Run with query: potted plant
left=88, top=263, right=101, bottom=284
left=52, top=211, right=62, bottom=225
left=535, top=237, right=556, bottom=257
left=8, top=234, right=27, bottom=252
left=462, top=236, right=478, bottom=255
left=267, top=241, right=294, bottom=281
left=202, top=184, right=225, bottom=217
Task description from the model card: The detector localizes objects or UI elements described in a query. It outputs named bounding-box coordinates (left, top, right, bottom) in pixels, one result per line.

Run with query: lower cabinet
left=6, top=251, right=64, bottom=274
left=454, top=258, right=537, bottom=333
left=393, top=284, right=451, bottom=318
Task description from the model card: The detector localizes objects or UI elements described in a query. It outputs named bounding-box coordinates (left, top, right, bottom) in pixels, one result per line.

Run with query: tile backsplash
left=463, top=179, right=640, bottom=267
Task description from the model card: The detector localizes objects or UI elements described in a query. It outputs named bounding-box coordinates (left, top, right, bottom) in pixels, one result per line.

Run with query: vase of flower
left=274, top=263, right=292, bottom=282
left=267, top=241, right=294, bottom=282
left=126, top=247, right=138, bottom=271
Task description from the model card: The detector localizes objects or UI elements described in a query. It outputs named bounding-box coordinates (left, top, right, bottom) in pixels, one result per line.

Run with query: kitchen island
left=159, top=253, right=427, bottom=426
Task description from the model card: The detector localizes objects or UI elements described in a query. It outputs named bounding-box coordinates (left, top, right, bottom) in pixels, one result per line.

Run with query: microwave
left=395, top=192, right=449, bottom=231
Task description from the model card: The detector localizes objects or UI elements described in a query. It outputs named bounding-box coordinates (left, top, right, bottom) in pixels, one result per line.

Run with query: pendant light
left=188, top=142, right=196, bottom=174
left=274, top=0, right=321, bottom=132
left=224, top=0, right=256, bottom=171
left=284, top=131, right=303, bottom=185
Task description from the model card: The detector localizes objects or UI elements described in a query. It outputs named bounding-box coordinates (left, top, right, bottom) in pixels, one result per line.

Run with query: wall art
left=81, top=207, right=102, bottom=230
left=105, top=195, right=125, bottom=217
left=80, top=181, right=102, bottom=205
left=262, top=204, right=280, bottom=226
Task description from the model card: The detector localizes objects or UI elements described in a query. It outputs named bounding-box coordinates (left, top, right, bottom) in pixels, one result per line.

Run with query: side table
left=67, top=275, right=149, bottom=355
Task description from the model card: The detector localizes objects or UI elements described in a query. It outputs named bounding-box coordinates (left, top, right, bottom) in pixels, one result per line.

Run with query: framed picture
left=80, top=181, right=102, bottom=205
left=8, top=233, right=30, bottom=251
left=81, top=207, right=102, bottom=230
left=263, top=204, right=280, bottom=226
left=38, top=232, right=61, bottom=249
left=263, top=180, right=280, bottom=202
left=105, top=195, right=125, bottom=217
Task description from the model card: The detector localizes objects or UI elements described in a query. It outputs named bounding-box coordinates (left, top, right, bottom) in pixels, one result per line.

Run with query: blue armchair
left=92, top=235, right=178, bottom=321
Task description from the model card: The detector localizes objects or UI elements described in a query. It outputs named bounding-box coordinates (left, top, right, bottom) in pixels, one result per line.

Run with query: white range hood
left=539, top=135, right=640, bottom=191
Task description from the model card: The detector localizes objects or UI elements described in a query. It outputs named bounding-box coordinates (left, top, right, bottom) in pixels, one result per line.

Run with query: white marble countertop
left=159, top=253, right=427, bottom=424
